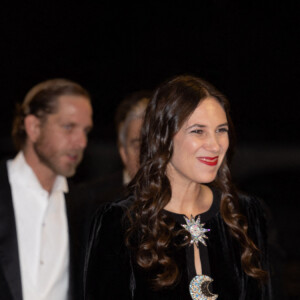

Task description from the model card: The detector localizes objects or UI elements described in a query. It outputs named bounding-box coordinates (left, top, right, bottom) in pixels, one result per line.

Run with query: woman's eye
left=217, top=127, right=229, bottom=133
left=191, top=129, right=203, bottom=134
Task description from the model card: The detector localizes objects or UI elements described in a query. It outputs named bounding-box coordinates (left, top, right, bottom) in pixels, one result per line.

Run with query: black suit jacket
left=0, top=160, right=96, bottom=300
left=80, top=170, right=126, bottom=205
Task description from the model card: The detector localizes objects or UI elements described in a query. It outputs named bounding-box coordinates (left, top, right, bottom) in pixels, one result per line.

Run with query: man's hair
left=12, top=78, right=90, bottom=150
left=115, top=90, right=152, bottom=148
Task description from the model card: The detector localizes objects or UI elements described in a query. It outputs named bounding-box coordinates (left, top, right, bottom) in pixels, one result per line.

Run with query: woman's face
left=167, top=97, right=229, bottom=186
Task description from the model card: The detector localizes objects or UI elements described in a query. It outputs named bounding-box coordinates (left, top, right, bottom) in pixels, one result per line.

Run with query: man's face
left=119, top=118, right=143, bottom=180
left=33, top=95, right=93, bottom=177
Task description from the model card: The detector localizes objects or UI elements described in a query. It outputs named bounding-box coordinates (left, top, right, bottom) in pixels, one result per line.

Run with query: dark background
left=1, top=1, right=299, bottom=298
left=1, top=1, right=299, bottom=145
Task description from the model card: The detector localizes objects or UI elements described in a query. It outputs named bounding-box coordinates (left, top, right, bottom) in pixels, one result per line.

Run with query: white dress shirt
left=7, top=152, right=70, bottom=300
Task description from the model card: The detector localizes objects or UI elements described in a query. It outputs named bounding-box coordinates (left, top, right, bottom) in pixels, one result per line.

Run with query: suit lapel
left=0, top=160, right=23, bottom=300
left=65, top=185, right=81, bottom=300
left=65, top=183, right=89, bottom=300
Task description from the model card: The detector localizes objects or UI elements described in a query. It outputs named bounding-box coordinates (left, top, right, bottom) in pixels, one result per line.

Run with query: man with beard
left=0, top=79, right=93, bottom=300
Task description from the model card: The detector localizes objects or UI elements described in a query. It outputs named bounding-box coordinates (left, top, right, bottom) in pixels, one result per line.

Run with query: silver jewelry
left=182, top=215, right=210, bottom=247
left=189, top=275, right=218, bottom=300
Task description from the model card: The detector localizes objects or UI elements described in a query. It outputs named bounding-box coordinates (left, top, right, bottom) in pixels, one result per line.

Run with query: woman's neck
left=164, top=181, right=213, bottom=217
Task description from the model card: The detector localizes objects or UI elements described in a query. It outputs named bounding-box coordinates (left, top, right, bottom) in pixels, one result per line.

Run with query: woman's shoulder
left=86, top=195, right=135, bottom=256
left=236, top=190, right=270, bottom=243
left=84, top=197, right=134, bottom=299
left=92, top=195, right=134, bottom=228
left=209, top=184, right=268, bottom=221
left=236, top=190, right=268, bottom=218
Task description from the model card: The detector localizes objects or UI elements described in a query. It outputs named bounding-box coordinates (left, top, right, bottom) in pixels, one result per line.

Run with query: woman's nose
left=203, top=134, right=220, bottom=153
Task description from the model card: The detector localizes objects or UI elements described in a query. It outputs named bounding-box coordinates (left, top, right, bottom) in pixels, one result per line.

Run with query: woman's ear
left=24, top=115, right=41, bottom=143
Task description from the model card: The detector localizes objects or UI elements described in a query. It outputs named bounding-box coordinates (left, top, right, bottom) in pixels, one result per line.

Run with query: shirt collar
left=123, top=169, right=131, bottom=185
left=10, top=151, right=68, bottom=194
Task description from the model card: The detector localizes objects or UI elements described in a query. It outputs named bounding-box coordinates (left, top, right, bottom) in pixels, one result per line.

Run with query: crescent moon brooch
left=190, top=275, right=218, bottom=300
left=181, top=215, right=210, bottom=247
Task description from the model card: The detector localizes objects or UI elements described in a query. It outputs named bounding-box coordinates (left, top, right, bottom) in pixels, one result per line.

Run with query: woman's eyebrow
left=186, top=122, right=228, bottom=130
left=186, top=124, right=206, bottom=130
left=217, top=122, right=229, bottom=127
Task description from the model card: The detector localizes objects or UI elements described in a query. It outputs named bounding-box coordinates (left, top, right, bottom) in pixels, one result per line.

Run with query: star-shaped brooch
left=182, top=215, right=210, bottom=247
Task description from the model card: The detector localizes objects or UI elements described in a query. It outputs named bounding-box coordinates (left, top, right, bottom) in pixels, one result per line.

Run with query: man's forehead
left=126, top=118, right=143, bottom=134
left=54, top=94, right=90, bottom=112
left=45, top=95, right=92, bottom=123
left=56, top=94, right=90, bottom=105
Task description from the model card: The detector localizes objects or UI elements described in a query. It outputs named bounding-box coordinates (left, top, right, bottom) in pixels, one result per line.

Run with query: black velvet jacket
left=84, top=189, right=272, bottom=300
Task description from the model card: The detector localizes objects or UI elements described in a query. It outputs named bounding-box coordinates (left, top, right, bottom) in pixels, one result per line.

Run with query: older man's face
left=119, top=117, right=143, bottom=180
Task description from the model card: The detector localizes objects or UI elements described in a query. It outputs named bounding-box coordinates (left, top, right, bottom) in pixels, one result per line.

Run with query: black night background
left=1, top=1, right=299, bottom=298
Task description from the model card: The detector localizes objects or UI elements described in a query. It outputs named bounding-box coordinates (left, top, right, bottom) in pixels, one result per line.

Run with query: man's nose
left=74, top=130, right=88, bottom=149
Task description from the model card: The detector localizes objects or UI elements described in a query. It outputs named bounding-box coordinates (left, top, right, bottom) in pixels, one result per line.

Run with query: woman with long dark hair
left=84, top=75, right=271, bottom=299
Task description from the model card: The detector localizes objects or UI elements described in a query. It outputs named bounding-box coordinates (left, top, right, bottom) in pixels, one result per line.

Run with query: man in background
left=116, top=90, right=151, bottom=184
left=85, top=90, right=151, bottom=203
left=0, top=79, right=93, bottom=300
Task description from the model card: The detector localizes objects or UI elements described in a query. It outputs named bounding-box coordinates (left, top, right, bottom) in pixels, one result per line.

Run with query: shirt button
left=40, top=260, right=44, bottom=265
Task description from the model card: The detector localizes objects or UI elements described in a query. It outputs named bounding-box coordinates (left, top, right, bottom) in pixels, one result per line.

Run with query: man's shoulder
left=0, top=159, right=10, bottom=188
left=65, top=180, right=117, bottom=225
left=0, top=159, right=8, bottom=171
left=78, top=171, right=125, bottom=204
left=84, top=171, right=123, bottom=189
left=65, top=181, right=96, bottom=212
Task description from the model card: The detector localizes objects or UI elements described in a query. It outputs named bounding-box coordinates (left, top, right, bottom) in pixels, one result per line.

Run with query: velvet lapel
left=206, top=213, right=245, bottom=299
left=0, top=160, right=23, bottom=300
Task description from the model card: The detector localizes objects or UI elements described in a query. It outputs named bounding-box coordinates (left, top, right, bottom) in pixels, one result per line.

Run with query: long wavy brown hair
left=126, top=75, right=267, bottom=289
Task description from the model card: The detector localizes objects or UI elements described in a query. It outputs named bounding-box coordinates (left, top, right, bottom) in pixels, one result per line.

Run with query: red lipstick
left=197, top=156, right=218, bottom=166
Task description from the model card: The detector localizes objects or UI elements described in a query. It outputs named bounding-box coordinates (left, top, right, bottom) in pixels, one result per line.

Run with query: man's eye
left=131, top=141, right=140, bottom=148
left=63, top=124, right=73, bottom=130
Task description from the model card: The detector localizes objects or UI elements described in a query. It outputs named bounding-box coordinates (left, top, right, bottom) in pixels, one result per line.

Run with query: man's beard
left=33, top=139, right=83, bottom=177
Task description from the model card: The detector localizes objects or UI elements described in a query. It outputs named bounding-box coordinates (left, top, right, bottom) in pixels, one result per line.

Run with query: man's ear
left=24, top=115, right=42, bottom=143
left=119, top=146, right=128, bottom=167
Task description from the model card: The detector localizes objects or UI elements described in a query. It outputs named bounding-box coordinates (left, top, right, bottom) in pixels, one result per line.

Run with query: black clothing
left=80, top=170, right=125, bottom=204
left=162, top=187, right=219, bottom=281
left=84, top=187, right=272, bottom=299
